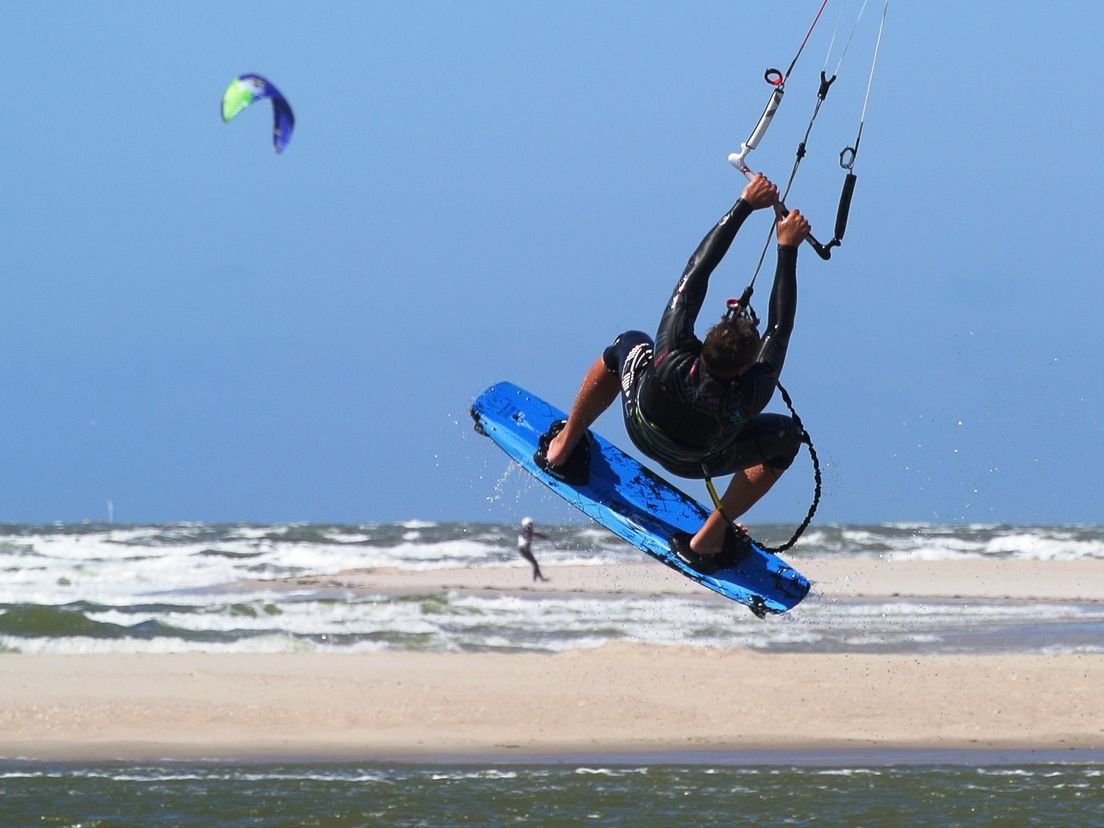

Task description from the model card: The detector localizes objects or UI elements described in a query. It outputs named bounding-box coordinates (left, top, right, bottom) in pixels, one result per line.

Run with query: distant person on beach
left=533, top=173, right=810, bottom=575
left=517, top=517, right=549, bottom=581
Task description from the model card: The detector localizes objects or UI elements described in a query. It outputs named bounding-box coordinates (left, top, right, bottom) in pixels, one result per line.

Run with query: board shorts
left=602, top=330, right=801, bottom=479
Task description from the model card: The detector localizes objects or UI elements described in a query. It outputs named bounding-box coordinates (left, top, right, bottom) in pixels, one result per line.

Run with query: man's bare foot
left=690, top=523, right=749, bottom=556
left=534, top=421, right=591, bottom=486
left=545, top=430, right=573, bottom=469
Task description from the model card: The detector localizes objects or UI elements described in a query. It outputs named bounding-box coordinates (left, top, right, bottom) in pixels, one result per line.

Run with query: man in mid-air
left=535, top=174, right=809, bottom=573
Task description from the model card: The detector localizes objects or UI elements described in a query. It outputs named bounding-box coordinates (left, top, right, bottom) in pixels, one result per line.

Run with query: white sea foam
left=0, top=633, right=337, bottom=656
left=2, top=522, right=1102, bottom=656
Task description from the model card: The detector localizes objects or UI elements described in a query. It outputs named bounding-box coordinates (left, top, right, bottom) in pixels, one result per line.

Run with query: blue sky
left=2, top=1, right=1101, bottom=526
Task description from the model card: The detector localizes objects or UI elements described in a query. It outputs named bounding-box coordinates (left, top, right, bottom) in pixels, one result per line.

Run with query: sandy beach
left=2, top=558, right=1102, bottom=762
left=275, top=557, right=1104, bottom=603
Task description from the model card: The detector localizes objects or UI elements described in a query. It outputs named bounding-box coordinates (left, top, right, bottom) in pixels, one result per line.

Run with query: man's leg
left=688, top=413, right=802, bottom=556
left=690, top=463, right=783, bottom=555
left=545, top=356, right=619, bottom=469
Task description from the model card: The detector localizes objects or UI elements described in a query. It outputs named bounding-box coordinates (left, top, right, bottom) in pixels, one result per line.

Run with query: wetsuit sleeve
left=753, top=243, right=798, bottom=380
left=654, top=199, right=755, bottom=356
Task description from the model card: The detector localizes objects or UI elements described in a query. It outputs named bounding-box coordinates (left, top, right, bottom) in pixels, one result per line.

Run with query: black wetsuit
left=603, top=198, right=802, bottom=479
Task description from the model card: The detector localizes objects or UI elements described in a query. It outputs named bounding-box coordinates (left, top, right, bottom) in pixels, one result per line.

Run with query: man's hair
left=701, top=316, right=761, bottom=377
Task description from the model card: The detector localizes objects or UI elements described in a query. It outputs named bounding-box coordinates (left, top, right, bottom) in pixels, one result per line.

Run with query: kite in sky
left=221, top=74, right=294, bottom=153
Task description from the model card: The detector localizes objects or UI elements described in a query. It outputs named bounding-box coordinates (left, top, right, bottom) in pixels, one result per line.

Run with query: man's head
left=701, top=316, right=761, bottom=378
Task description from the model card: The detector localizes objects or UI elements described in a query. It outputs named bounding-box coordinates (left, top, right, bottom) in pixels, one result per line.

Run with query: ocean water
left=2, top=761, right=1103, bottom=826
left=1, top=522, right=1103, bottom=657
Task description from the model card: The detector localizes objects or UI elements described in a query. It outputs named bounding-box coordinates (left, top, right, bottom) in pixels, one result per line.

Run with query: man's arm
left=755, top=209, right=810, bottom=379
left=655, top=175, right=779, bottom=356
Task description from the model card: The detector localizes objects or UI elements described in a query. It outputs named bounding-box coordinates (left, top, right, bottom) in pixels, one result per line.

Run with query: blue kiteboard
left=470, top=381, right=810, bottom=616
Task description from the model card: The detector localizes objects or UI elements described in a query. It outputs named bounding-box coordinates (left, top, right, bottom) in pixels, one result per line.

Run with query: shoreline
left=4, top=749, right=1104, bottom=768
left=4, top=558, right=1102, bottom=764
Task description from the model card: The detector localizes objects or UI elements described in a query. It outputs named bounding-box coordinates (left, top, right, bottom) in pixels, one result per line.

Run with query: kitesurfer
left=517, top=517, right=549, bottom=581
left=535, top=174, right=810, bottom=574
